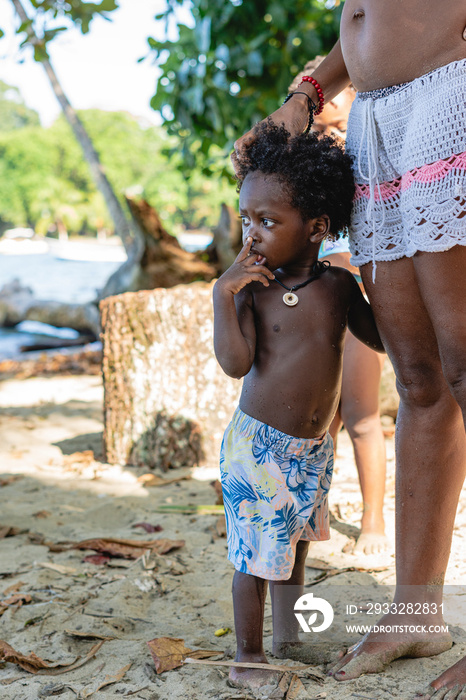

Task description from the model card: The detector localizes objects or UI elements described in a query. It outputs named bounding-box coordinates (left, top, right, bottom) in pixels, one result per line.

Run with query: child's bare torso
left=340, top=0, right=466, bottom=92
left=239, top=267, right=354, bottom=439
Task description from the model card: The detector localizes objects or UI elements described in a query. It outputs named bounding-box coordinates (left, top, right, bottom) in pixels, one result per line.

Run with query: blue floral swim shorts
left=220, top=407, right=334, bottom=581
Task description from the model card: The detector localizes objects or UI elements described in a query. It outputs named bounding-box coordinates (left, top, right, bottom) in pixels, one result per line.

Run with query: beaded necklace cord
left=274, top=259, right=330, bottom=306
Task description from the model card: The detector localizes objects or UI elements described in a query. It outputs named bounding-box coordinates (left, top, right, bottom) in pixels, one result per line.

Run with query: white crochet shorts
left=346, top=59, right=466, bottom=269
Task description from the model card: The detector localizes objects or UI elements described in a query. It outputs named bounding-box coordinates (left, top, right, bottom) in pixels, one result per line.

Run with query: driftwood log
left=0, top=198, right=221, bottom=347
left=101, top=282, right=242, bottom=469
left=0, top=280, right=101, bottom=339
left=101, top=282, right=399, bottom=470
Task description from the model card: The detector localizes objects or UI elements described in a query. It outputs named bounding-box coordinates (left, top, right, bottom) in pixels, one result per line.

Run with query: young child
left=213, top=122, right=384, bottom=693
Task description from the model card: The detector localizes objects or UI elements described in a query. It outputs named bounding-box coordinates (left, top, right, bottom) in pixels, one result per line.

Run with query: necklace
left=274, top=260, right=330, bottom=306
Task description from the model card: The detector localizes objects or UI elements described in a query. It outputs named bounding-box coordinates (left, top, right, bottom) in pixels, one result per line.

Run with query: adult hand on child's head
left=231, top=98, right=310, bottom=176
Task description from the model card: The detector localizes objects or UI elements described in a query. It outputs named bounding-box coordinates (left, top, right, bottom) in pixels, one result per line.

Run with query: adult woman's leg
left=409, top=246, right=466, bottom=697
left=330, top=253, right=466, bottom=682
left=339, top=332, right=387, bottom=554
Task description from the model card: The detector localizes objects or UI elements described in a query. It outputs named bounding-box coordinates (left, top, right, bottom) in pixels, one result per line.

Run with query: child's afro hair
left=234, top=121, right=355, bottom=237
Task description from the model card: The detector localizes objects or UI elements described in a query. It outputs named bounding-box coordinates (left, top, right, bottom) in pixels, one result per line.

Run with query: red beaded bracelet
left=299, top=76, right=324, bottom=115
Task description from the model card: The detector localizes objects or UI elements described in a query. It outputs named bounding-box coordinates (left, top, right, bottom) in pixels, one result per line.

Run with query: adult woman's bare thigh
left=412, top=244, right=466, bottom=424
left=361, top=255, right=466, bottom=588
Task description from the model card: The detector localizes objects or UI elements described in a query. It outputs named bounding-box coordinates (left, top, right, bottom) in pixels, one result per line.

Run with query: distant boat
left=49, top=239, right=127, bottom=262
left=177, top=231, right=213, bottom=251
left=0, top=230, right=50, bottom=255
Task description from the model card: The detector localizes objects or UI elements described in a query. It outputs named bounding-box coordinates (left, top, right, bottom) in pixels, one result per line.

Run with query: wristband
left=282, top=91, right=317, bottom=135
left=299, top=76, right=324, bottom=115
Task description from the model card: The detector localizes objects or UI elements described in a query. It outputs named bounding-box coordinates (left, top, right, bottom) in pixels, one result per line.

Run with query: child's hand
left=215, top=237, right=275, bottom=295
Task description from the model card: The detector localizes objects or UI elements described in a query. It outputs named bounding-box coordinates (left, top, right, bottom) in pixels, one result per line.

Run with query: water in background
left=0, top=250, right=124, bottom=358
left=0, top=232, right=212, bottom=359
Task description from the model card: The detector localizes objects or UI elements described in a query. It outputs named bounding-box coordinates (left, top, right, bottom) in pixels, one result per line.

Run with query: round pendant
left=283, top=292, right=298, bottom=306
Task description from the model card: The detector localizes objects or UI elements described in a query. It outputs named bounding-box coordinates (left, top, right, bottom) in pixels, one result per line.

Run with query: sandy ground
left=0, top=370, right=465, bottom=700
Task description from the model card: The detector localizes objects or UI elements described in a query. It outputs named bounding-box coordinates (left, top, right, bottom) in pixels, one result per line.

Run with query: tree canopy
left=0, top=80, right=40, bottom=130
left=150, top=0, right=344, bottom=175
left=0, top=98, right=235, bottom=235
left=2, top=0, right=119, bottom=60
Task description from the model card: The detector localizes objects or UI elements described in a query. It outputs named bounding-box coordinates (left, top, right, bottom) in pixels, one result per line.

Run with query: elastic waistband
left=357, top=82, right=409, bottom=101
left=356, top=58, right=466, bottom=102
left=232, top=407, right=327, bottom=451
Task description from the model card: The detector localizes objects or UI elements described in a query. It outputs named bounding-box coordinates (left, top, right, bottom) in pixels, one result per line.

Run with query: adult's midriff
left=340, top=0, right=466, bottom=92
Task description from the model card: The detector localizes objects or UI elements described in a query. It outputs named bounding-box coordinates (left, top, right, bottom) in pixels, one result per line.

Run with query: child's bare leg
left=340, top=334, right=388, bottom=554
left=330, top=253, right=466, bottom=681
left=229, top=570, right=281, bottom=690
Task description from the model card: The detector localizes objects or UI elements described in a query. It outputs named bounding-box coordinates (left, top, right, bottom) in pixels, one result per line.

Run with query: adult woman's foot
left=328, top=615, right=452, bottom=681
left=414, top=656, right=466, bottom=699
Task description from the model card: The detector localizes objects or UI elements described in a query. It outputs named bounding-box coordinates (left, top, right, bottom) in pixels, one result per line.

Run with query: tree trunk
left=101, top=283, right=242, bottom=469
left=10, top=0, right=144, bottom=295
left=204, top=203, right=242, bottom=273
left=99, top=196, right=218, bottom=298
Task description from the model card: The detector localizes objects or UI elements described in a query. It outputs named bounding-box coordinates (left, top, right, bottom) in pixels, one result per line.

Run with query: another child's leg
left=271, top=540, right=335, bottom=664
left=270, top=540, right=309, bottom=650
left=328, top=401, right=342, bottom=451
left=339, top=332, right=388, bottom=554
left=229, top=570, right=281, bottom=689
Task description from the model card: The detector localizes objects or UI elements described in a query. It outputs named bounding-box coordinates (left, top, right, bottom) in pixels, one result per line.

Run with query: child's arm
left=347, top=276, right=385, bottom=353
left=213, top=236, right=275, bottom=378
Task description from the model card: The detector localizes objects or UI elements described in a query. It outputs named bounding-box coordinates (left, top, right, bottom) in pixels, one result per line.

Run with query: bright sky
left=0, top=0, right=181, bottom=126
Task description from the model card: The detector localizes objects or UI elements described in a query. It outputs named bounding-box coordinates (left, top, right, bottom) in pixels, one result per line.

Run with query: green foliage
left=0, top=80, right=40, bottom=131
left=0, top=108, right=236, bottom=235
left=3, top=0, right=119, bottom=60
left=150, top=0, right=344, bottom=175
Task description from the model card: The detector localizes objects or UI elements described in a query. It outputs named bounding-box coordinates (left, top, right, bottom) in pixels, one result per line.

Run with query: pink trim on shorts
left=354, top=151, right=466, bottom=202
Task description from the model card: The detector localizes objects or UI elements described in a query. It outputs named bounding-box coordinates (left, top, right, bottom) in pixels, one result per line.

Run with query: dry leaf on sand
left=137, top=473, right=191, bottom=487
left=37, top=563, right=77, bottom=575
left=46, top=536, right=185, bottom=560
left=2, top=581, right=25, bottom=596
left=215, top=515, right=227, bottom=538
left=0, top=475, right=23, bottom=487
left=0, top=593, right=32, bottom=616
left=80, top=662, right=132, bottom=697
left=131, top=522, right=163, bottom=533
left=0, top=639, right=105, bottom=674
left=65, top=630, right=115, bottom=641
left=83, top=554, right=111, bottom=566
left=147, top=637, right=218, bottom=674
left=63, top=451, right=95, bottom=465
left=210, top=480, right=224, bottom=505
left=0, top=525, right=24, bottom=539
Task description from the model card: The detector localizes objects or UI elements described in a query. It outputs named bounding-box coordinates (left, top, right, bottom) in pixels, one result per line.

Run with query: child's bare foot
left=328, top=613, right=452, bottom=681
left=272, top=640, right=337, bottom=665
left=354, top=531, right=390, bottom=555
left=228, top=668, right=285, bottom=698
left=353, top=514, right=390, bottom=555
left=414, top=656, right=466, bottom=699
left=228, top=655, right=284, bottom=698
